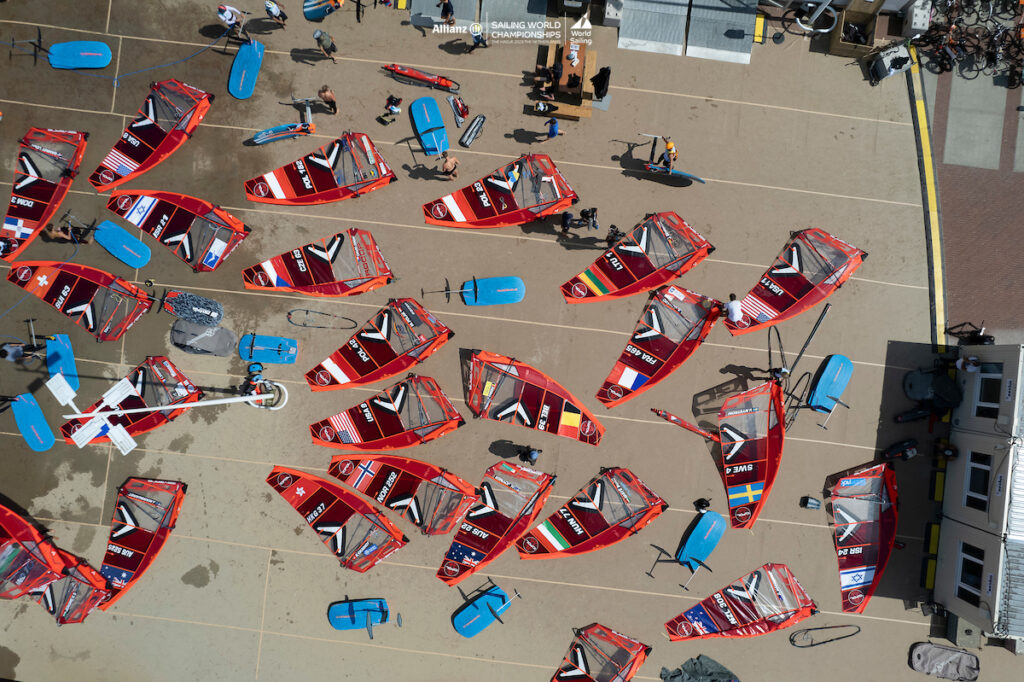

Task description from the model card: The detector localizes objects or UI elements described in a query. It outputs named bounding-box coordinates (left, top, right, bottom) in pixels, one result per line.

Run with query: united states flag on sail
left=102, top=149, right=140, bottom=177
left=741, top=296, right=777, bottom=323
left=328, top=410, right=359, bottom=444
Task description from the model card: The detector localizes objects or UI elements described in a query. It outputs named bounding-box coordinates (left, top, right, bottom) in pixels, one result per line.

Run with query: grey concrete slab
left=1015, top=87, right=1024, bottom=172
left=685, top=0, right=759, bottom=65
left=943, top=70, right=1006, bottom=169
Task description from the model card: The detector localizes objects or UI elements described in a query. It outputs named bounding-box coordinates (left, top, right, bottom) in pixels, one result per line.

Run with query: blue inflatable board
left=239, top=334, right=298, bottom=364
left=47, top=41, right=112, bottom=69
left=460, top=276, right=525, bottom=306
left=676, top=510, right=725, bottom=570
left=643, top=163, right=706, bottom=184
left=452, top=585, right=514, bottom=638
left=303, top=0, right=342, bottom=21
left=809, top=354, right=853, bottom=414
left=229, top=39, right=264, bottom=100
left=253, top=123, right=312, bottom=145
left=328, top=598, right=389, bottom=631
left=95, top=220, right=151, bottom=269
left=46, top=334, right=79, bottom=392
left=410, top=97, right=449, bottom=156
left=12, top=394, right=55, bottom=452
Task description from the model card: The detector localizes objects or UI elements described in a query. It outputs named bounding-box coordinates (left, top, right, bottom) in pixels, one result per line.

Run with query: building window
left=973, top=363, right=1003, bottom=419
left=956, top=542, right=985, bottom=608
left=964, top=452, right=992, bottom=512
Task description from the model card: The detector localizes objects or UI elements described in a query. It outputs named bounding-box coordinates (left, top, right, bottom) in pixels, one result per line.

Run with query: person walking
left=467, top=25, right=488, bottom=52
left=264, top=0, right=288, bottom=28
left=437, top=0, right=455, bottom=26
left=440, top=151, right=460, bottom=180
left=540, top=117, right=563, bottom=143
left=519, top=445, right=541, bottom=466
left=217, top=5, right=250, bottom=40
left=314, top=29, right=338, bottom=63
left=318, top=85, right=338, bottom=114
left=605, top=225, right=624, bottom=249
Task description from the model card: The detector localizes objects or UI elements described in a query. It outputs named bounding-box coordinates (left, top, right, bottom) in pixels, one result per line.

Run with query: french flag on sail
left=3, top=217, right=33, bottom=239
left=608, top=363, right=648, bottom=391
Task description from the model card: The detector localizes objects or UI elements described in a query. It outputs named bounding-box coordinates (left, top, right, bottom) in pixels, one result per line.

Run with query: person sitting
left=660, top=137, right=677, bottom=170
left=45, top=222, right=91, bottom=243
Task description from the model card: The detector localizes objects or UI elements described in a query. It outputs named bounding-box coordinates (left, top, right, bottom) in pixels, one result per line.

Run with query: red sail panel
left=327, top=455, right=477, bottom=535
left=33, top=549, right=111, bottom=625
left=244, top=132, right=396, bottom=205
left=1, top=129, right=88, bottom=262
left=266, top=466, right=407, bottom=572
left=311, top=375, right=464, bottom=450
left=561, top=212, right=713, bottom=303
left=7, top=261, right=153, bottom=341
left=437, top=462, right=554, bottom=585
left=99, top=478, right=187, bottom=609
left=825, top=462, right=899, bottom=613
left=518, top=467, right=666, bottom=559
left=423, top=154, right=578, bottom=228
left=725, top=228, right=867, bottom=336
left=60, top=356, right=202, bottom=445
left=597, top=286, right=721, bottom=407
left=89, top=80, right=212, bottom=191
left=306, top=298, right=453, bottom=391
left=718, top=382, right=785, bottom=529
left=465, top=350, right=604, bottom=446
left=107, top=190, right=250, bottom=272
left=665, top=563, right=816, bottom=641
left=552, top=623, right=651, bottom=682
left=0, top=504, right=67, bottom=600
left=241, top=228, right=393, bottom=297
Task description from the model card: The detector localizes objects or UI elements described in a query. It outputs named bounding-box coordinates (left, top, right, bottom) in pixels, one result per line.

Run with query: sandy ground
left=0, top=1, right=1021, bottom=680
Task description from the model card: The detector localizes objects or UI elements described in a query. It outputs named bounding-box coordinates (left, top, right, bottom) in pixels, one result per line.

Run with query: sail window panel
left=645, top=222, right=686, bottom=269
left=803, top=234, right=851, bottom=283
left=387, top=316, right=422, bottom=355
left=0, top=545, right=48, bottom=597
left=419, top=484, right=466, bottom=535
left=964, top=452, right=993, bottom=512
left=581, top=636, right=631, bottom=682
left=651, top=299, right=698, bottom=344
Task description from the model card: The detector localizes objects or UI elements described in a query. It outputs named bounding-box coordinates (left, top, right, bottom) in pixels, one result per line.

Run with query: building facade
left=934, top=344, right=1024, bottom=650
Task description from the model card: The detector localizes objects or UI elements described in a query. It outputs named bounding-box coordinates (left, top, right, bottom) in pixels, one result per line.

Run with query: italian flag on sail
left=536, top=519, right=572, bottom=552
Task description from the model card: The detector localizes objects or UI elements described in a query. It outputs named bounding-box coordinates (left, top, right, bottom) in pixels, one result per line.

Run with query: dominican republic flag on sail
left=3, top=217, right=32, bottom=239
left=102, top=149, right=140, bottom=178
left=608, top=364, right=649, bottom=391
left=840, top=566, right=875, bottom=590
left=741, top=295, right=777, bottom=324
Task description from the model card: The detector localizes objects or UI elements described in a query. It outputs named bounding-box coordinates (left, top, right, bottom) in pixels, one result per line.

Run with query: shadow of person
left=401, top=19, right=428, bottom=37
left=720, top=364, right=766, bottom=383
left=401, top=163, right=443, bottom=181
left=557, top=234, right=608, bottom=251
left=488, top=439, right=524, bottom=460
left=290, top=47, right=325, bottom=65
left=198, top=24, right=230, bottom=40
left=505, top=128, right=547, bottom=145
left=438, top=39, right=469, bottom=55
left=242, top=17, right=277, bottom=35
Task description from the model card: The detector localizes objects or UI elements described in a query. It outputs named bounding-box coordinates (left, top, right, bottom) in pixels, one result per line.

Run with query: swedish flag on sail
left=728, top=482, right=764, bottom=505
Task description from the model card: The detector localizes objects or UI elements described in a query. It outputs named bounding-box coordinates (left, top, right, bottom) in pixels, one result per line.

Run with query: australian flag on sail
left=444, top=542, right=484, bottom=566
left=840, top=566, right=875, bottom=590
left=683, top=604, right=719, bottom=635
left=100, top=565, right=136, bottom=589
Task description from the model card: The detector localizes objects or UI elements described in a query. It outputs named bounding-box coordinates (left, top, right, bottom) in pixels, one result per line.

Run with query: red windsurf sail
left=437, top=462, right=554, bottom=585
left=725, top=228, right=866, bottom=336
left=89, top=79, right=213, bottom=191
left=422, top=154, right=577, bottom=228
left=665, top=563, right=816, bottom=641
left=517, top=467, right=665, bottom=559
left=267, top=466, right=407, bottom=572
left=560, top=212, right=713, bottom=303
left=327, top=455, right=477, bottom=535
left=0, top=504, right=66, bottom=600
left=825, top=462, right=898, bottom=614
left=1, top=128, right=88, bottom=262
left=7, top=261, right=153, bottom=341
left=310, top=375, right=464, bottom=450
left=60, top=356, right=202, bottom=445
left=99, top=478, right=187, bottom=609
left=32, top=549, right=111, bottom=625
left=654, top=381, right=784, bottom=529
left=107, top=190, right=250, bottom=272
left=597, top=286, right=721, bottom=407
left=306, top=298, right=453, bottom=391
left=241, top=228, right=393, bottom=297
left=552, top=623, right=651, bottom=682
left=244, top=132, right=395, bottom=205
left=465, top=350, right=604, bottom=446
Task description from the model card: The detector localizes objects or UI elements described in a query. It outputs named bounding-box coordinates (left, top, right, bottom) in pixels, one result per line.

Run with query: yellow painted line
left=908, top=46, right=946, bottom=344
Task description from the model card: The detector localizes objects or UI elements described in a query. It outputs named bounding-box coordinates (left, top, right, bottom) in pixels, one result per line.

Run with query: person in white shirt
left=217, top=5, right=249, bottom=39
left=264, top=1, right=287, bottom=28
left=724, top=293, right=743, bottom=323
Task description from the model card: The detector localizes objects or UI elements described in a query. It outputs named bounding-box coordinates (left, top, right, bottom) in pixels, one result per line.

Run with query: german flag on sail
left=557, top=402, right=582, bottom=438
left=577, top=266, right=613, bottom=296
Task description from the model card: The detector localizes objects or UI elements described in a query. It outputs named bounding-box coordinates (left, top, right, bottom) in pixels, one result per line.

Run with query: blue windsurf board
left=460, top=276, right=525, bottom=306
left=676, top=510, right=725, bottom=570
left=47, top=41, right=112, bottom=69
left=644, top=163, right=706, bottom=184
left=328, top=598, right=389, bottom=631
left=253, top=123, right=312, bottom=145
left=303, top=0, right=343, bottom=21
left=12, top=394, right=55, bottom=452
left=452, top=585, right=514, bottom=638
left=239, top=334, right=298, bottom=364
left=46, top=334, right=79, bottom=392
left=410, top=97, right=449, bottom=156
left=229, top=39, right=264, bottom=100
left=95, top=220, right=151, bottom=269
left=809, top=354, right=853, bottom=414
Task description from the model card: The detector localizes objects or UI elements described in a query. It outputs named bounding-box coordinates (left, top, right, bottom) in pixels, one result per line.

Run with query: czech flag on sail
left=258, top=259, right=290, bottom=287
left=728, top=482, right=764, bottom=505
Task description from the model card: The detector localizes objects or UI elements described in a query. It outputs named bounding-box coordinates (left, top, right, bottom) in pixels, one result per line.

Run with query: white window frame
left=956, top=542, right=985, bottom=607
left=962, top=451, right=992, bottom=513
left=972, top=364, right=1003, bottom=419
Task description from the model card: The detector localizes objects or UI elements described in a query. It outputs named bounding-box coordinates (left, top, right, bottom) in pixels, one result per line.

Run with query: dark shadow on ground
left=438, top=39, right=469, bottom=55
left=401, top=20, right=428, bottom=37
left=505, top=128, right=547, bottom=145
left=488, top=439, right=523, bottom=460
left=290, top=48, right=325, bottom=65
left=401, top=162, right=443, bottom=181
left=556, top=233, right=607, bottom=251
